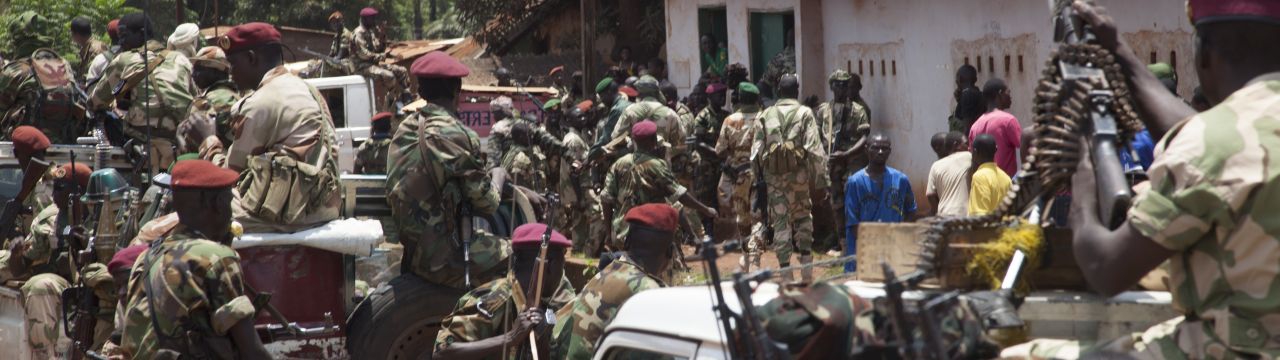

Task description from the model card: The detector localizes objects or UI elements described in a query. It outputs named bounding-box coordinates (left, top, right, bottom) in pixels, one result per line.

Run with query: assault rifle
left=699, top=238, right=788, bottom=360
left=62, top=152, right=97, bottom=360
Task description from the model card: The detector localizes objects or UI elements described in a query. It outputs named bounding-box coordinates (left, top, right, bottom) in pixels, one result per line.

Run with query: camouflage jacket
left=193, top=80, right=241, bottom=145
left=816, top=99, right=871, bottom=172
left=348, top=25, right=385, bottom=69
left=593, top=98, right=632, bottom=149
left=330, top=28, right=353, bottom=59
left=1124, top=79, right=1280, bottom=357
left=759, top=46, right=796, bottom=93
left=487, top=116, right=563, bottom=170
left=90, top=41, right=196, bottom=132
left=717, top=106, right=761, bottom=174
left=1, top=204, right=71, bottom=280
left=387, top=102, right=503, bottom=287
left=673, top=102, right=698, bottom=179
left=752, top=99, right=829, bottom=190
left=354, top=137, right=391, bottom=174
left=501, top=144, right=545, bottom=191
left=120, top=225, right=255, bottom=358
left=602, top=152, right=686, bottom=247
left=558, top=128, right=591, bottom=206
left=609, top=98, right=686, bottom=159
left=0, top=53, right=88, bottom=143
left=552, top=256, right=665, bottom=360
left=435, top=275, right=577, bottom=359
left=76, top=38, right=108, bottom=83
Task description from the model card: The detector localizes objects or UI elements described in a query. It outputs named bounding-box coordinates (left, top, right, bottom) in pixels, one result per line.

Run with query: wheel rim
left=388, top=318, right=440, bottom=360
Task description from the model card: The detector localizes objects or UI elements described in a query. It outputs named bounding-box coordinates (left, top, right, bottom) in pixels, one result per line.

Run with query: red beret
left=107, top=19, right=120, bottom=38
left=410, top=51, right=470, bottom=79
left=221, top=22, right=281, bottom=53
left=631, top=120, right=658, bottom=139
left=619, top=86, right=639, bottom=98
left=57, top=163, right=92, bottom=188
left=576, top=100, right=594, bottom=113
left=705, top=83, right=728, bottom=94
left=11, top=126, right=50, bottom=154
left=624, top=203, right=679, bottom=233
left=108, top=244, right=148, bottom=273
left=1189, top=0, right=1280, bottom=24
left=511, top=223, right=572, bottom=248
left=372, top=112, right=394, bottom=124
left=360, top=7, right=379, bottom=17
left=171, top=160, right=240, bottom=190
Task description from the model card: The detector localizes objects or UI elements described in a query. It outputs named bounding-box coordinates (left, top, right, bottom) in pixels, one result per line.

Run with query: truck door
left=594, top=330, right=702, bottom=360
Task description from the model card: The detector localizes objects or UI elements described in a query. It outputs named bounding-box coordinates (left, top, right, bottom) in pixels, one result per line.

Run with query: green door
left=750, top=12, right=789, bottom=82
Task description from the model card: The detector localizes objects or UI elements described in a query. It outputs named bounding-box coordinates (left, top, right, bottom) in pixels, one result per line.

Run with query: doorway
left=749, top=11, right=795, bottom=83
left=698, top=7, right=729, bottom=77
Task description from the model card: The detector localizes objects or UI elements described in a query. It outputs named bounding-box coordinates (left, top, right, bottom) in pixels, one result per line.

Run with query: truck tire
left=345, top=274, right=465, bottom=360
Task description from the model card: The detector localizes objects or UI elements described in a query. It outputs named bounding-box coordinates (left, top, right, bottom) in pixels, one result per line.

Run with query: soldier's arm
left=350, top=31, right=384, bottom=63
left=88, top=56, right=125, bottom=111
left=1074, top=1, right=1193, bottom=139
left=802, top=112, right=830, bottom=190
left=204, top=250, right=272, bottom=359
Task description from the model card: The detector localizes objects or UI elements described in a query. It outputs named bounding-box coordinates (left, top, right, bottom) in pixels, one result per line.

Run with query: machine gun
left=699, top=237, right=789, bottom=360
left=61, top=152, right=99, bottom=360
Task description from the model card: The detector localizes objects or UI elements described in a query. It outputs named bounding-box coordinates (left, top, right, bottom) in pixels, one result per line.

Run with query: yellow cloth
left=968, top=162, right=1010, bottom=216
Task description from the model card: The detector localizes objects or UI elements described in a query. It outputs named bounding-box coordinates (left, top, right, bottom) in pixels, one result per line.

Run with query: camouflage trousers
left=359, top=64, right=412, bottom=113
left=717, top=171, right=753, bottom=243
left=764, top=173, right=814, bottom=265
left=557, top=197, right=595, bottom=252
left=400, top=229, right=511, bottom=290
left=21, top=273, right=70, bottom=359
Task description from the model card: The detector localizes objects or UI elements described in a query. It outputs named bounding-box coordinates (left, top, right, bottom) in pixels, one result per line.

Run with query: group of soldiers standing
left=0, top=12, right=351, bottom=358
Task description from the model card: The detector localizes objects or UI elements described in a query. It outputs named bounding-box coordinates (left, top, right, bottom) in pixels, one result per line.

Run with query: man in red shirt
left=968, top=78, right=1021, bottom=176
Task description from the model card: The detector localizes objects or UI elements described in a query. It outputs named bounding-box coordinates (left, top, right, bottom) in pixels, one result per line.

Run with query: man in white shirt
left=926, top=131, right=971, bottom=217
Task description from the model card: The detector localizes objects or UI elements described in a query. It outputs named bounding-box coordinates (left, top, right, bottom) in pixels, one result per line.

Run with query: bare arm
left=1069, top=136, right=1174, bottom=297
left=926, top=194, right=940, bottom=217
left=678, top=192, right=717, bottom=219
left=1074, top=1, right=1195, bottom=139
left=433, top=308, right=541, bottom=360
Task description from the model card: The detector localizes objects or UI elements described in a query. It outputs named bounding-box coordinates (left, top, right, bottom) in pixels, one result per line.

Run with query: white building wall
left=666, top=0, right=1195, bottom=209
left=821, top=0, right=1194, bottom=208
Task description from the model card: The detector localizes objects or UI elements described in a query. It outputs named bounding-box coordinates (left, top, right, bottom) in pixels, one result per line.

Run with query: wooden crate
left=853, top=222, right=1086, bottom=290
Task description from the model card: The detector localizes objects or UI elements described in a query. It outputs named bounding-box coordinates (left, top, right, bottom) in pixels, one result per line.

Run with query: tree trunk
left=415, top=0, right=425, bottom=39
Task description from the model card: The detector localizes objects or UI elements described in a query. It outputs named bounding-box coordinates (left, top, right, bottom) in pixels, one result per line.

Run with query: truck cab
left=305, top=75, right=376, bottom=174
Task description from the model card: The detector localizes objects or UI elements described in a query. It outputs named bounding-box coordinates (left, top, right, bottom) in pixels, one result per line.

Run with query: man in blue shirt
left=844, top=133, right=917, bottom=272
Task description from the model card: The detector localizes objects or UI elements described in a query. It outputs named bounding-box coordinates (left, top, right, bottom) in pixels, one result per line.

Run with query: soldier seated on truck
left=434, top=223, right=577, bottom=360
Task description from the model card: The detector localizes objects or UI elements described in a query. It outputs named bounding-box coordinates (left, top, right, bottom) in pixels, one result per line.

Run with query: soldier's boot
left=799, top=254, right=815, bottom=284
left=779, top=261, right=794, bottom=283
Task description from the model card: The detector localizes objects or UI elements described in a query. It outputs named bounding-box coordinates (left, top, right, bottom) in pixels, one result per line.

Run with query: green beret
left=738, top=82, right=759, bottom=95
left=828, top=69, right=852, bottom=82
left=542, top=98, right=562, bottom=110
left=1147, top=63, right=1175, bottom=82
left=595, top=78, right=615, bottom=94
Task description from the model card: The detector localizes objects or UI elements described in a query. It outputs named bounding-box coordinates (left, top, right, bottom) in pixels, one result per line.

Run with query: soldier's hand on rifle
left=1073, top=1, right=1120, bottom=51
left=505, top=308, right=544, bottom=344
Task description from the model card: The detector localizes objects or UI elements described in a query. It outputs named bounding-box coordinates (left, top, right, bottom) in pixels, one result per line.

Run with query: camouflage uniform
left=488, top=115, right=561, bottom=190
left=609, top=77, right=686, bottom=161
left=1005, top=79, right=1280, bottom=359
left=552, top=256, right=666, bottom=360
left=672, top=101, right=707, bottom=241
left=225, top=66, right=342, bottom=232
left=330, top=27, right=353, bottom=59
left=90, top=40, right=196, bottom=171
left=434, top=275, right=576, bottom=359
left=387, top=102, right=508, bottom=289
left=76, top=38, right=108, bottom=84
left=815, top=93, right=871, bottom=251
left=0, top=13, right=86, bottom=143
left=717, top=104, right=760, bottom=247
left=759, top=46, right=796, bottom=96
left=119, top=225, right=256, bottom=358
left=753, top=98, right=827, bottom=265
left=0, top=204, right=72, bottom=358
left=692, top=105, right=727, bottom=221
left=354, top=137, right=392, bottom=174
left=602, top=152, right=686, bottom=249
left=190, top=79, right=240, bottom=145
left=349, top=24, right=411, bottom=112
left=557, top=128, right=594, bottom=248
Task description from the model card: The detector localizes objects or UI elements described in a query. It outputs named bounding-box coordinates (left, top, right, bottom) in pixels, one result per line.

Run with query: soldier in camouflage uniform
left=385, top=51, right=510, bottom=289
left=355, top=112, right=394, bottom=174
left=434, top=223, right=576, bottom=360
left=606, top=76, right=686, bottom=162
left=558, top=101, right=596, bottom=250
left=328, top=11, right=352, bottom=60
left=691, top=82, right=729, bottom=233
left=119, top=160, right=270, bottom=359
left=753, top=74, right=827, bottom=282
left=601, top=120, right=715, bottom=251
left=0, top=163, right=90, bottom=359
left=1002, top=1, right=1280, bottom=358
left=90, top=13, right=196, bottom=173
left=552, top=204, right=681, bottom=360
left=0, top=12, right=88, bottom=144
left=350, top=7, right=412, bottom=112
left=716, top=83, right=763, bottom=269
left=183, top=46, right=240, bottom=148
left=816, top=70, right=871, bottom=252
left=71, top=16, right=108, bottom=85
left=487, top=96, right=564, bottom=191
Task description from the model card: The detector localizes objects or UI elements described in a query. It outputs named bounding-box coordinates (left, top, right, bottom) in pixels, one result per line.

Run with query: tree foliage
left=0, top=0, right=138, bottom=59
